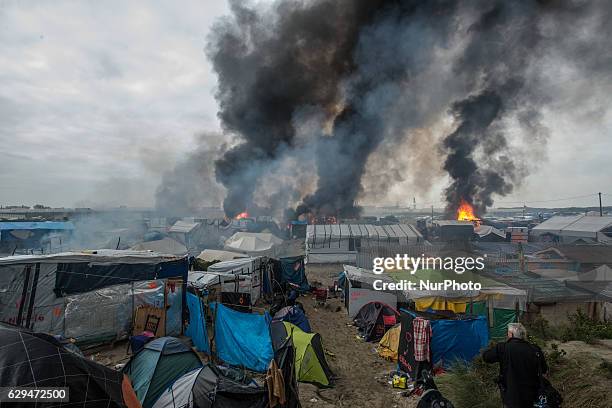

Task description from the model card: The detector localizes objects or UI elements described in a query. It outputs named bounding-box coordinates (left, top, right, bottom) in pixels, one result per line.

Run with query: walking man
left=482, top=323, right=548, bottom=408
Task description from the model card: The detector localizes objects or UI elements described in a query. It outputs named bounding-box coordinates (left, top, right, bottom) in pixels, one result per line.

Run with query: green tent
left=271, top=321, right=333, bottom=387
left=123, top=337, right=202, bottom=408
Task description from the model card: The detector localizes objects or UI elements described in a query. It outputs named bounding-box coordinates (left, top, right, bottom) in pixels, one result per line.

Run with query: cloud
left=0, top=0, right=229, bottom=207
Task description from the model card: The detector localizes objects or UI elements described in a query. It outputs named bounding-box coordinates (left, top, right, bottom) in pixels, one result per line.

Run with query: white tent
left=197, top=249, right=248, bottom=263
left=532, top=215, right=612, bottom=244
left=224, top=232, right=282, bottom=256
left=130, top=238, right=187, bottom=256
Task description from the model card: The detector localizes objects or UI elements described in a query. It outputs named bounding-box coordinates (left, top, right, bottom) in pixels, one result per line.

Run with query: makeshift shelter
left=531, top=215, right=612, bottom=244
left=168, top=220, right=206, bottom=254
left=306, top=223, right=423, bottom=264
left=397, top=310, right=489, bottom=379
left=151, top=364, right=268, bottom=408
left=205, top=257, right=268, bottom=304
left=532, top=245, right=612, bottom=272
left=131, top=238, right=188, bottom=256
left=377, top=324, right=401, bottom=361
left=212, top=303, right=273, bottom=372
left=271, top=321, right=334, bottom=387
left=224, top=232, right=283, bottom=257
left=124, top=337, right=203, bottom=408
left=0, top=221, right=74, bottom=254
left=353, top=301, right=399, bottom=342
left=0, top=250, right=188, bottom=346
left=474, top=225, right=506, bottom=242
left=489, top=272, right=602, bottom=326
left=273, top=255, right=309, bottom=292
left=0, top=323, right=138, bottom=408
left=341, top=265, right=402, bottom=318
left=373, top=267, right=526, bottom=339
left=273, top=305, right=311, bottom=332
left=432, top=220, right=474, bottom=242
left=198, top=249, right=249, bottom=262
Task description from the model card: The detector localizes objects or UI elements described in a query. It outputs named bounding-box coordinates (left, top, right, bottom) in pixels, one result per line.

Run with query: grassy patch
left=435, top=357, right=502, bottom=408
left=436, top=342, right=612, bottom=408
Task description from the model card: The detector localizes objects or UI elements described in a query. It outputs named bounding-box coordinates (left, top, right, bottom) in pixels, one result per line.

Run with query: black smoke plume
left=200, top=0, right=612, bottom=219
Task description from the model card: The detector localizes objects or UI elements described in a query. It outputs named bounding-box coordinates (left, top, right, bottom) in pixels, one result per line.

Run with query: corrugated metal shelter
left=306, top=224, right=423, bottom=263
left=168, top=220, right=205, bottom=256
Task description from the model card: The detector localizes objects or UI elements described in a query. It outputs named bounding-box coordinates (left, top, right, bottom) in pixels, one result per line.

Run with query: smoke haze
left=156, top=0, right=612, bottom=217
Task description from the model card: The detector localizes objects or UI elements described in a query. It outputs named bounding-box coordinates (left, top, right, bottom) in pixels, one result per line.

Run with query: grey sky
left=0, top=1, right=610, bottom=210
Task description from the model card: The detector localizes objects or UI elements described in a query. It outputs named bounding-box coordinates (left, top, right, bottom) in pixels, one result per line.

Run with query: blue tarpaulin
left=0, top=221, right=75, bottom=230
left=185, top=293, right=209, bottom=353
left=212, top=302, right=273, bottom=372
left=429, top=316, right=489, bottom=367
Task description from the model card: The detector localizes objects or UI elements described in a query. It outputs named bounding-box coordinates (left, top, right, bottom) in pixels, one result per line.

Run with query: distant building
left=305, top=223, right=423, bottom=264
left=168, top=220, right=205, bottom=255
left=531, top=215, right=612, bottom=244
left=0, top=221, right=74, bottom=255
left=432, top=220, right=474, bottom=242
left=532, top=245, right=612, bottom=272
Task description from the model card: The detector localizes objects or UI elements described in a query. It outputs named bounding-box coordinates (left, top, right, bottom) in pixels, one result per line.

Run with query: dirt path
left=299, top=264, right=419, bottom=408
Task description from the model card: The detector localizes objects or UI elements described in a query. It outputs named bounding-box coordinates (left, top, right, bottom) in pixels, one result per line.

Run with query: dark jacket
left=482, top=338, right=548, bottom=408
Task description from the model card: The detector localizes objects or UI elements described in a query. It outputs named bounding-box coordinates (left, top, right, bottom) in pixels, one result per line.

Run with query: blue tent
left=124, top=337, right=202, bottom=408
left=212, top=303, right=273, bottom=372
left=272, top=305, right=312, bottom=333
left=185, top=292, right=209, bottom=353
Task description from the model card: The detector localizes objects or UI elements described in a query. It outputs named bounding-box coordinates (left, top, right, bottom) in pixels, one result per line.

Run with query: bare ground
left=300, top=264, right=419, bottom=408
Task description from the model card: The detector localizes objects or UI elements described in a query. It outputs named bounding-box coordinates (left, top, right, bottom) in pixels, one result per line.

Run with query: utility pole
left=599, top=192, right=603, bottom=216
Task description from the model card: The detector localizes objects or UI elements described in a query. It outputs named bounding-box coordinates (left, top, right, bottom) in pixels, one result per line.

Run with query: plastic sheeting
left=429, top=316, right=489, bottom=367
left=398, top=310, right=489, bottom=373
left=0, top=263, right=64, bottom=333
left=185, top=293, right=209, bottom=353
left=65, top=280, right=172, bottom=344
left=212, top=303, right=273, bottom=372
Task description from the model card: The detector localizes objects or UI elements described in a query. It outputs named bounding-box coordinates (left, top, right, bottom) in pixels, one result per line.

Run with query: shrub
left=561, top=309, right=612, bottom=343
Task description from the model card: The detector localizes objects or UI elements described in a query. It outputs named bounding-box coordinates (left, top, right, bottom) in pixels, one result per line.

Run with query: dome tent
left=270, top=321, right=333, bottom=387
left=124, top=337, right=202, bottom=408
left=0, top=323, right=137, bottom=408
left=151, top=364, right=268, bottom=408
left=377, top=324, right=401, bottom=361
left=353, top=301, right=399, bottom=342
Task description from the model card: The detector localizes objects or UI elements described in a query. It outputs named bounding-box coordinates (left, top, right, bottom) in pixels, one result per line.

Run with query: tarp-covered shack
left=0, top=250, right=188, bottom=346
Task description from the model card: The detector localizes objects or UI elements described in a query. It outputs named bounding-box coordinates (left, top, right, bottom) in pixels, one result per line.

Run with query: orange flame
left=456, top=199, right=479, bottom=222
left=235, top=211, right=249, bottom=220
